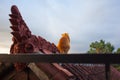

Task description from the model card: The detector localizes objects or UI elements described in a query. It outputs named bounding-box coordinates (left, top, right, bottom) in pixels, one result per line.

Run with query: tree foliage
left=116, top=48, right=120, bottom=53
left=88, top=40, right=120, bottom=71
left=88, top=40, right=114, bottom=54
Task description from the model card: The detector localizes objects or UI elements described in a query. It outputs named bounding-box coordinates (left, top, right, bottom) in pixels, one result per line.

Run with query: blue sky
left=0, top=0, right=120, bottom=53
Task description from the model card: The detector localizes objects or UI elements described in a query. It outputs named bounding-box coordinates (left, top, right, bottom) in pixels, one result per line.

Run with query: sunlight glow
left=0, top=47, right=9, bottom=54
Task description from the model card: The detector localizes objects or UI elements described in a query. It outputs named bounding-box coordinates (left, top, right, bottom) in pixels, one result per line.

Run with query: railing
left=0, top=53, right=120, bottom=80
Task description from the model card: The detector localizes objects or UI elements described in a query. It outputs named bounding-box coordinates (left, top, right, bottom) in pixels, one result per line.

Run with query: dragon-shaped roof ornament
left=9, top=5, right=59, bottom=70
left=9, top=5, right=31, bottom=42
left=9, top=5, right=59, bottom=54
left=9, top=5, right=74, bottom=80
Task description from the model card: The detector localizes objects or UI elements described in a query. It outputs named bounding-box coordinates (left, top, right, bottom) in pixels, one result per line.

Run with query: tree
left=116, top=48, right=120, bottom=53
left=88, top=40, right=114, bottom=54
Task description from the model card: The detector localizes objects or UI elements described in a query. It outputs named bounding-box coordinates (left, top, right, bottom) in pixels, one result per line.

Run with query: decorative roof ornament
left=9, top=5, right=75, bottom=80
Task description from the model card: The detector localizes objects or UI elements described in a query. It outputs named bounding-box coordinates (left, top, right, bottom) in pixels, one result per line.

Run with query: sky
left=0, top=0, right=120, bottom=53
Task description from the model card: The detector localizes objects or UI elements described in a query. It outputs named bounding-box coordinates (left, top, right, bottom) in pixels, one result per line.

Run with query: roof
left=1, top=63, right=120, bottom=80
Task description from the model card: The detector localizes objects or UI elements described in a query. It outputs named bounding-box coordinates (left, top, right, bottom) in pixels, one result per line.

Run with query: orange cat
left=57, top=33, right=70, bottom=54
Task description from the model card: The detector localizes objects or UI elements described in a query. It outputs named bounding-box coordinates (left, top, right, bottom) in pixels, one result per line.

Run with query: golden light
left=0, top=47, right=9, bottom=54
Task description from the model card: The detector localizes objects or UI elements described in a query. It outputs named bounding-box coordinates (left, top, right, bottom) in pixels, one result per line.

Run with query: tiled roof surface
left=62, top=64, right=120, bottom=80
left=1, top=63, right=120, bottom=80
left=0, top=63, right=40, bottom=80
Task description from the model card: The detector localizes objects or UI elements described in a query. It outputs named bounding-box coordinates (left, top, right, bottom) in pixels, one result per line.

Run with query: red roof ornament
left=9, top=5, right=75, bottom=80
